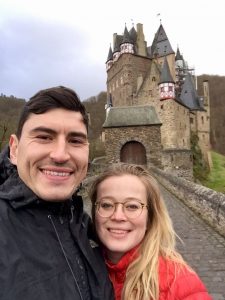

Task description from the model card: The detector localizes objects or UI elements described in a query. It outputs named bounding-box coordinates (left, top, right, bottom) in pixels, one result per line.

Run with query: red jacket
left=105, top=247, right=212, bottom=300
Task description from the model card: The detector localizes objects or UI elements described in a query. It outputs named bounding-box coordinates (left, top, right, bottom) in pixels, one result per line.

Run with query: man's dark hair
left=16, top=86, right=88, bottom=138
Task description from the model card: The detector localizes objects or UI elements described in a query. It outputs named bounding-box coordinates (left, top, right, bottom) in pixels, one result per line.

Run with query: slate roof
left=179, top=73, right=205, bottom=111
left=106, top=45, right=113, bottom=62
left=175, top=47, right=183, bottom=61
left=150, top=24, right=175, bottom=58
left=122, top=25, right=132, bottom=44
left=113, top=35, right=123, bottom=53
left=103, top=105, right=161, bottom=128
left=159, top=57, right=174, bottom=83
left=129, top=26, right=137, bottom=43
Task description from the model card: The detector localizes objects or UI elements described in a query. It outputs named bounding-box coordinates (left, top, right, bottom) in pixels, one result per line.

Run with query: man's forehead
left=22, top=109, right=87, bottom=133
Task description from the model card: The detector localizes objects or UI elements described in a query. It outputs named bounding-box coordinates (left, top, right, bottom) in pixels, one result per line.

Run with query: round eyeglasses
left=95, top=199, right=148, bottom=219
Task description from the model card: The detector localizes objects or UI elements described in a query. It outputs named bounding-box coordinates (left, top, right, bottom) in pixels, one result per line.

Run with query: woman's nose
left=111, top=203, right=127, bottom=220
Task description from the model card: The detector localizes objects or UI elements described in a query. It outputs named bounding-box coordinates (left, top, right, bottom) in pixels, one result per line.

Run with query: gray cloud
left=0, top=16, right=106, bottom=100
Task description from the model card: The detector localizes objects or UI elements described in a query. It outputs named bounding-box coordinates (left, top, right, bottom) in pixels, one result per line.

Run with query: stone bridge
left=161, top=184, right=225, bottom=300
left=83, top=165, right=225, bottom=299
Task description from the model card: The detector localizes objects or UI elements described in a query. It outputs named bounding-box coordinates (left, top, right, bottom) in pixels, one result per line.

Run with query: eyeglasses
left=95, top=199, right=148, bottom=219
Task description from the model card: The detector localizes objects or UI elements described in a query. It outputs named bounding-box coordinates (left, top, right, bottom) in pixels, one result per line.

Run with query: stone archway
left=120, top=141, right=147, bottom=165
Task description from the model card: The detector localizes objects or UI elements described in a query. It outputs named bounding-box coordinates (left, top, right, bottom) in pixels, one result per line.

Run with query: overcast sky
left=0, top=0, right=224, bottom=101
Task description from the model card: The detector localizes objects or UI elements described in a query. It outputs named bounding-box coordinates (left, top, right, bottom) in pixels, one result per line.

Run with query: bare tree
left=0, top=124, right=8, bottom=152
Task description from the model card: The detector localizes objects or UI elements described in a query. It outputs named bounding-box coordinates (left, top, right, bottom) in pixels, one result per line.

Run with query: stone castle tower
left=103, top=22, right=210, bottom=179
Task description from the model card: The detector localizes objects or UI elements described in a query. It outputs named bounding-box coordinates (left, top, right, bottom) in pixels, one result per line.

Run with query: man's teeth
left=43, top=170, right=70, bottom=176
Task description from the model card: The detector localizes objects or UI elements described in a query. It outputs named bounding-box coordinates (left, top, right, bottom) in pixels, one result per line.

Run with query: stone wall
left=150, top=165, right=225, bottom=238
left=104, top=125, right=162, bottom=167
left=162, top=149, right=193, bottom=179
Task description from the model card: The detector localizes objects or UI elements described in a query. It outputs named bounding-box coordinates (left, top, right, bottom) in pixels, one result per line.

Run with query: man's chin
left=37, top=191, right=73, bottom=202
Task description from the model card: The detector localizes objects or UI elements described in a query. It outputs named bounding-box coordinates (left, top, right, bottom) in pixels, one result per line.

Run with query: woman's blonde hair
left=89, top=163, right=187, bottom=300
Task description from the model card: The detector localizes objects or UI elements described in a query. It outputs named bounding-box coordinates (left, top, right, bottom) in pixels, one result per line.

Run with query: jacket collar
left=0, top=145, right=83, bottom=211
left=105, top=245, right=139, bottom=283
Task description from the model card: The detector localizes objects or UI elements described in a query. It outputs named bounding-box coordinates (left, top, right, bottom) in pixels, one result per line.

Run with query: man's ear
left=9, top=134, right=19, bottom=166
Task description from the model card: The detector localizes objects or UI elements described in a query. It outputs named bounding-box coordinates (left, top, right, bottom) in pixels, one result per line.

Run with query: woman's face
left=95, top=174, right=148, bottom=263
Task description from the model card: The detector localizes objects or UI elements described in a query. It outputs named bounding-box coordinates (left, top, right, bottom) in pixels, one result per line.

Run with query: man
left=0, top=86, right=114, bottom=300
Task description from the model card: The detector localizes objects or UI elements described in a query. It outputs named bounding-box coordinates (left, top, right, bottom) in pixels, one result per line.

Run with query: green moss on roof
left=103, top=105, right=161, bottom=128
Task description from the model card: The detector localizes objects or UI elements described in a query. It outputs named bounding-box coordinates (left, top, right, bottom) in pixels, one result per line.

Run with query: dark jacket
left=0, top=146, right=114, bottom=300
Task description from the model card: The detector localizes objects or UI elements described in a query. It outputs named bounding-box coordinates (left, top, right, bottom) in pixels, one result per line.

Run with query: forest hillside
left=0, top=74, right=225, bottom=156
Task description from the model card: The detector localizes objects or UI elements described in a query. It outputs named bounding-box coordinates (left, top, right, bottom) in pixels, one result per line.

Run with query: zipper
left=48, top=214, right=83, bottom=300
left=70, top=205, right=74, bottom=223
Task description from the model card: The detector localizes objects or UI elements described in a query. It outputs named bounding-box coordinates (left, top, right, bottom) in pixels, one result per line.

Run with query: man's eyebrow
left=68, top=132, right=88, bottom=139
left=30, top=127, right=57, bottom=135
left=30, top=126, right=87, bottom=139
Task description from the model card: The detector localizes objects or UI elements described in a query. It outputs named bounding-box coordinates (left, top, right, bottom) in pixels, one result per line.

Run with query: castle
left=102, top=22, right=210, bottom=178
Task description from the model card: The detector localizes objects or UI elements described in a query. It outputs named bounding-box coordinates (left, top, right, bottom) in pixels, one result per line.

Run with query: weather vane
left=131, top=18, right=134, bottom=27
left=156, top=13, right=162, bottom=24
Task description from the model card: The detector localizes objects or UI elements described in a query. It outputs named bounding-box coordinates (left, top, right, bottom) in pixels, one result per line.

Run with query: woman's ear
left=9, top=134, right=19, bottom=166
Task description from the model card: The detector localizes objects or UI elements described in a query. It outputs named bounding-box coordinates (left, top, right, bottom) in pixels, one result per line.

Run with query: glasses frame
left=95, top=200, right=148, bottom=219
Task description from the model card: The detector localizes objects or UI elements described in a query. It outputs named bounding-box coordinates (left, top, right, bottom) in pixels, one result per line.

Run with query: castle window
left=201, top=116, right=204, bottom=124
left=152, top=77, right=156, bottom=82
left=190, top=117, right=193, bottom=124
left=161, top=105, right=163, bottom=110
left=160, top=87, right=164, bottom=92
left=168, top=86, right=173, bottom=92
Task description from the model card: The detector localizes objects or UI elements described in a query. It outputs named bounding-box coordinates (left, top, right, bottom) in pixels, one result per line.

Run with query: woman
left=89, top=163, right=212, bottom=300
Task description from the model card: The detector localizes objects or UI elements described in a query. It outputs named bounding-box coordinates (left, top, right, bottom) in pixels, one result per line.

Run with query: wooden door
left=120, top=141, right=147, bottom=165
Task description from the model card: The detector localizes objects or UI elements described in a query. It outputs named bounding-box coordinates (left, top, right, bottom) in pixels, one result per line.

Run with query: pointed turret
left=106, top=45, right=113, bottom=62
left=159, top=57, right=175, bottom=100
left=179, top=73, right=204, bottom=110
left=129, top=26, right=137, bottom=43
left=113, top=34, right=121, bottom=61
left=120, top=25, right=134, bottom=54
left=106, top=45, right=113, bottom=71
left=122, top=25, right=132, bottom=44
left=175, top=47, right=183, bottom=61
left=159, top=57, right=174, bottom=84
left=150, top=24, right=174, bottom=58
left=105, top=93, right=113, bottom=116
left=175, top=47, right=185, bottom=69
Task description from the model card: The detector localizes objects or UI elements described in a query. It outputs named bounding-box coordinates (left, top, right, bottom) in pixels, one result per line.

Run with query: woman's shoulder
left=159, top=257, right=212, bottom=300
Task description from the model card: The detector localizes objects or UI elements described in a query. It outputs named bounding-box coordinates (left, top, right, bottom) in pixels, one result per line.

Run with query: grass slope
left=202, top=151, right=225, bottom=193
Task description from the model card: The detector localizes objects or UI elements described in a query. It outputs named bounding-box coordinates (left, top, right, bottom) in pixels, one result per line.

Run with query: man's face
left=10, top=108, right=89, bottom=201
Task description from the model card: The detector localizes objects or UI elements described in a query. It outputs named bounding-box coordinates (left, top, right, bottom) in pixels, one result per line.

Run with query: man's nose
left=111, top=204, right=127, bottom=220
left=49, top=140, right=70, bottom=162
